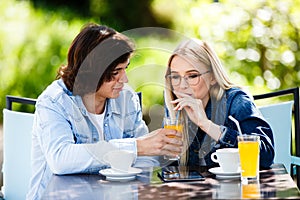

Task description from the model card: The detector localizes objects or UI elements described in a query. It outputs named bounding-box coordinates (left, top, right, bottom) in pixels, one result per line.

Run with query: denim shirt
left=26, top=79, right=158, bottom=200
left=204, top=88, right=275, bottom=168
left=166, top=88, right=275, bottom=168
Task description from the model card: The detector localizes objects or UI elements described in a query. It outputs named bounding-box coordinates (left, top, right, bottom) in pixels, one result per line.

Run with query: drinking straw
left=175, top=109, right=180, bottom=121
left=229, top=115, right=242, bottom=136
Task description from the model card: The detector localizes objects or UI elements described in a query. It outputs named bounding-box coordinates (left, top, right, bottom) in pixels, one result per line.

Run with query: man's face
left=95, top=60, right=129, bottom=100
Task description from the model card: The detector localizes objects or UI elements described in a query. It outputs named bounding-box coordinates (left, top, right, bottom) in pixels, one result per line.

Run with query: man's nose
left=119, top=72, right=128, bottom=83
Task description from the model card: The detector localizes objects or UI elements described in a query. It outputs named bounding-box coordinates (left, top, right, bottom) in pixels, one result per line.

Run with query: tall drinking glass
left=241, top=180, right=261, bottom=199
left=163, top=117, right=183, bottom=162
left=238, top=135, right=260, bottom=184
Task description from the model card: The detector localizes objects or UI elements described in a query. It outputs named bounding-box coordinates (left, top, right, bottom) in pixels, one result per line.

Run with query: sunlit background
left=1, top=0, right=300, bottom=121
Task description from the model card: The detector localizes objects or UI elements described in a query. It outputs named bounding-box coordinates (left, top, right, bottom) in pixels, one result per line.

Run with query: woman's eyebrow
left=170, top=69, right=199, bottom=74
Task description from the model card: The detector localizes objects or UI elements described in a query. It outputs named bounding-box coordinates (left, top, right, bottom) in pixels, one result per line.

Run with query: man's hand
left=136, top=128, right=182, bottom=157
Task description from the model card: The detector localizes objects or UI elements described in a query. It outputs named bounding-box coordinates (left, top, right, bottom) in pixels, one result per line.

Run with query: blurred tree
left=90, top=0, right=172, bottom=31
left=31, top=0, right=90, bottom=18
left=155, top=0, right=300, bottom=94
left=29, top=0, right=172, bottom=31
left=0, top=0, right=83, bottom=116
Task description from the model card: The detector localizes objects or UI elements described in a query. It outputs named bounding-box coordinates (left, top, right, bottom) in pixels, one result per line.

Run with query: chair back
left=2, top=96, right=36, bottom=200
left=257, top=101, right=293, bottom=174
left=253, top=87, right=300, bottom=188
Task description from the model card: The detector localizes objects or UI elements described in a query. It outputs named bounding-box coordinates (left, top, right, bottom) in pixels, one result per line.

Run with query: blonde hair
left=164, top=38, right=238, bottom=165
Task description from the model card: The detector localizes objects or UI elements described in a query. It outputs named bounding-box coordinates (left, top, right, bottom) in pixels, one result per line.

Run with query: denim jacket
left=27, top=79, right=158, bottom=200
left=166, top=88, right=275, bottom=168
left=203, top=88, right=275, bottom=168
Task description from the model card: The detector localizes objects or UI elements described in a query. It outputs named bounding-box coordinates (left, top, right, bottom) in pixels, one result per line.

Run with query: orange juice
left=164, top=124, right=183, bottom=133
left=164, top=124, right=183, bottom=138
left=163, top=118, right=183, bottom=161
left=242, top=182, right=260, bottom=198
left=238, top=141, right=260, bottom=177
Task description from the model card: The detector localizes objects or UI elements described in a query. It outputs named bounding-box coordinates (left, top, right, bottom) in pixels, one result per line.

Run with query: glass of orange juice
left=238, top=135, right=260, bottom=184
left=163, top=117, right=183, bottom=161
left=241, top=181, right=260, bottom=199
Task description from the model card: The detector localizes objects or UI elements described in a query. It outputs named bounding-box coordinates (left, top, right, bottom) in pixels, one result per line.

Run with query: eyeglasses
left=166, top=71, right=211, bottom=86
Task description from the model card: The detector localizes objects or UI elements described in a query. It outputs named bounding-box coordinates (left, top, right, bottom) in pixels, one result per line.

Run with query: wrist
left=200, top=120, right=224, bottom=141
left=200, top=120, right=212, bottom=133
left=136, top=138, right=144, bottom=156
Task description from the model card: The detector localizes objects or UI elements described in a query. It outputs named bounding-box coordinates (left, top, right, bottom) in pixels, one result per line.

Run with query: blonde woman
left=164, top=38, right=274, bottom=168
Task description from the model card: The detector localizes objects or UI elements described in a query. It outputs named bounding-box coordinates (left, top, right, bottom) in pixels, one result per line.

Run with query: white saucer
left=209, top=167, right=241, bottom=179
left=99, top=167, right=142, bottom=177
left=105, top=175, right=136, bottom=182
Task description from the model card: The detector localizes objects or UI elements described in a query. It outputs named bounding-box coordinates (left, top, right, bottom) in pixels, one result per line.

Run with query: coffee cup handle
left=211, top=152, right=219, bottom=163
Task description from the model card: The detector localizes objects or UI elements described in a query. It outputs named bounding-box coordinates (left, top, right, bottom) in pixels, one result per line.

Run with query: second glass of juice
left=238, top=135, right=260, bottom=184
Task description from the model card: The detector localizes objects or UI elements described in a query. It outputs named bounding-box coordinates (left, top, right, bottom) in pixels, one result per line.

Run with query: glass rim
left=237, top=135, right=260, bottom=141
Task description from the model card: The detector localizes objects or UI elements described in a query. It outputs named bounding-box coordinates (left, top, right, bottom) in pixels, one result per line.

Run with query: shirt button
left=104, top=124, right=108, bottom=127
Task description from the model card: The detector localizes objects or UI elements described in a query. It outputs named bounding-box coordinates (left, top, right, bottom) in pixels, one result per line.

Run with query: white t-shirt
left=87, top=106, right=106, bottom=140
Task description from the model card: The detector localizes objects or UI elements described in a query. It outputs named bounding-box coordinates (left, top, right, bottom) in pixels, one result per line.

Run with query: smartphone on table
left=157, top=166, right=205, bottom=182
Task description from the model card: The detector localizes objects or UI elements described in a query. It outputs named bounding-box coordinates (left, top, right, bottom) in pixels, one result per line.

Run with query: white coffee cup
left=103, top=150, right=135, bottom=172
left=211, top=148, right=239, bottom=173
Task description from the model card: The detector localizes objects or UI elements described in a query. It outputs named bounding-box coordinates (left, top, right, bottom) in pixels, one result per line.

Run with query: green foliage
left=31, top=0, right=90, bottom=18
left=125, top=31, right=189, bottom=113
left=30, top=0, right=171, bottom=31
left=90, top=0, right=172, bottom=31
left=0, top=0, right=85, bottom=115
left=156, top=0, right=300, bottom=94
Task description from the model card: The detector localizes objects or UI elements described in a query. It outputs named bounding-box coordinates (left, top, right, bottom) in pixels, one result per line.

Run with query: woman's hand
left=171, top=91, right=209, bottom=128
left=170, top=91, right=221, bottom=141
left=136, top=128, right=182, bottom=157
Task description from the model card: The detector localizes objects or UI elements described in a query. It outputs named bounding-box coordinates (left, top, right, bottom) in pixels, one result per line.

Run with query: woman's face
left=169, top=55, right=215, bottom=104
left=95, top=60, right=129, bottom=100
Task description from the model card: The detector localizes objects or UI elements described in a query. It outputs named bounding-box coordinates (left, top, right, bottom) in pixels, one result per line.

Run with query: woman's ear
left=210, top=75, right=217, bottom=85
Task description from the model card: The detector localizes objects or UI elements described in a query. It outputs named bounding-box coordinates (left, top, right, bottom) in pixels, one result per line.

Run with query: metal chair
left=2, top=95, right=36, bottom=200
left=137, top=92, right=142, bottom=109
left=253, top=87, right=300, bottom=188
